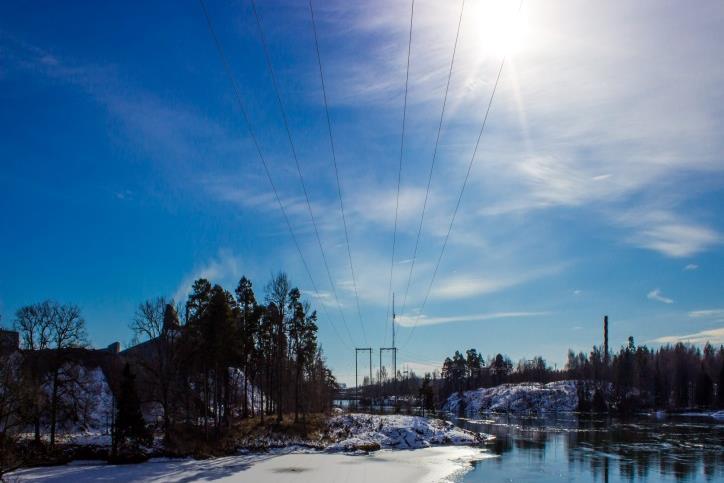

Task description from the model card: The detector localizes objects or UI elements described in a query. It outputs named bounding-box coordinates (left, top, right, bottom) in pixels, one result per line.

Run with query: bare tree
left=47, top=303, right=87, bottom=447
left=14, top=302, right=54, bottom=443
left=14, top=303, right=53, bottom=351
left=129, top=297, right=181, bottom=442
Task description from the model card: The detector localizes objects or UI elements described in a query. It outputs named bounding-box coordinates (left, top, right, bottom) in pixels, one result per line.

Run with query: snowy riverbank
left=21, top=413, right=487, bottom=454
left=326, top=413, right=487, bottom=451
left=8, top=446, right=492, bottom=482
left=8, top=414, right=489, bottom=481
left=443, top=380, right=580, bottom=415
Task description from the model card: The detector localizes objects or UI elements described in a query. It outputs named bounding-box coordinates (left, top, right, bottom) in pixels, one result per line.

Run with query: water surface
left=456, top=413, right=723, bottom=482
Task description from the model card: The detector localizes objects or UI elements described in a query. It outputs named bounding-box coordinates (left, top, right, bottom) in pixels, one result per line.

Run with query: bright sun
left=468, top=0, right=529, bottom=58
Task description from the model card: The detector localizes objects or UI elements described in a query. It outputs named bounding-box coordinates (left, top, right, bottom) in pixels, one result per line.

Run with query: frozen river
left=9, top=446, right=487, bottom=482
left=11, top=413, right=723, bottom=482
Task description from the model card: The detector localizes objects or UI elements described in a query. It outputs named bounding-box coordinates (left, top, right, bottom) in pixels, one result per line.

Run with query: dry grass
left=165, top=413, right=333, bottom=456
left=233, top=413, right=331, bottom=449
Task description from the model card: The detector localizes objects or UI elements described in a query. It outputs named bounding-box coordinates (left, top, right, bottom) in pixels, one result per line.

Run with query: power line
left=197, top=0, right=352, bottom=350
left=385, top=0, right=415, bottom=346
left=248, top=0, right=363, bottom=345
left=400, top=0, right=465, bottom=317
left=308, top=0, right=367, bottom=346
left=402, top=0, right=524, bottom=349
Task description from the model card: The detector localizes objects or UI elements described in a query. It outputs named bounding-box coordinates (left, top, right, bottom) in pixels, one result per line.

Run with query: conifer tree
left=113, top=363, right=151, bottom=457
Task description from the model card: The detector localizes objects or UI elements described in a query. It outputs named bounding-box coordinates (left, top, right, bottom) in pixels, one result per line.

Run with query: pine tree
left=113, top=363, right=151, bottom=459
left=695, top=364, right=713, bottom=408
left=235, top=276, right=259, bottom=418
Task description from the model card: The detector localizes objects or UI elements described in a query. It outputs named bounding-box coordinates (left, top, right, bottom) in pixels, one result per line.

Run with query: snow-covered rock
left=443, top=381, right=580, bottom=415
left=325, top=414, right=486, bottom=451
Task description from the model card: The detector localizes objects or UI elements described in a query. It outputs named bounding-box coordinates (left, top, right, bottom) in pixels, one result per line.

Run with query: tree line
left=352, top=339, right=724, bottom=416
left=436, top=338, right=724, bottom=412
left=134, top=272, right=338, bottom=444
left=0, top=272, right=339, bottom=471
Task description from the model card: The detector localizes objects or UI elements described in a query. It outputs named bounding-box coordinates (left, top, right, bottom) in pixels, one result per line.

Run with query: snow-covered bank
left=18, top=413, right=486, bottom=457
left=444, top=381, right=579, bottom=415
left=326, top=414, right=487, bottom=451
left=9, top=447, right=492, bottom=482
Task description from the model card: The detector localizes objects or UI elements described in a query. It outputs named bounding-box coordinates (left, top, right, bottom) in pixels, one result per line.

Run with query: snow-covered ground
left=326, top=413, right=487, bottom=451
left=9, top=446, right=492, bottom=482
left=443, top=380, right=580, bottom=415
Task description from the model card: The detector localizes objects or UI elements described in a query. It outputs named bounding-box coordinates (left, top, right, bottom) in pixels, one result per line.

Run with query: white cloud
left=649, top=327, right=724, bottom=345
left=173, top=251, right=243, bottom=304
left=318, top=0, right=724, bottom=261
left=613, top=208, right=721, bottom=258
left=647, top=288, right=673, bottom=305
left=432, top=265, right=564, bottom=300
left=573, top=289, right=582, bottom=296
left=629, top=220, right=720, bottom=258
left=684, top=264, right=699, bottom=271
left=432, top=276, right=517, bottom=299
left=688, top=309, right=724, bottom=320
left=395, top=311, right=547, bottom=328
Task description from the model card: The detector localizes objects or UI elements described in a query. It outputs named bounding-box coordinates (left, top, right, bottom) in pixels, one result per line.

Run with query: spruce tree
left=695, top=365, right=713, bottom=408
left=114, top=363, right=151, bottom=457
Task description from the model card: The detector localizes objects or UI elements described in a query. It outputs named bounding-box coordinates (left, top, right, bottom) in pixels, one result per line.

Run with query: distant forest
left=351, top=339, right=724, bottom=416
left=401, top=340, right=724, bottom=413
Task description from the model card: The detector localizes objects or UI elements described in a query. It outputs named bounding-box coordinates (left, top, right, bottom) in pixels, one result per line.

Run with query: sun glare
left=469, top=0, right=529, bottom=58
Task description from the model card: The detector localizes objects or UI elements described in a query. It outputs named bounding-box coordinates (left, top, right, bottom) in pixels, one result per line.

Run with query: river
left=9, top=413, right=723, bottom=482
left=456, top=413, right=724, bottom=482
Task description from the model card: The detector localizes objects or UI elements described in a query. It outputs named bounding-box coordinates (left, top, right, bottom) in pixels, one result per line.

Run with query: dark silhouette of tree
left=42, top=302, right=87, bottom=447
left=113, top=363, right=151, bottom=458
left=13, top=302, right=53, bottom=444
left=419, top=374, right=435, bottom=416
left=265, top=273, right=290, bottom=423
left=129, top=298, right=181, bottom=442
left=465, top=349, right=483, bottom=389
left=695, top=363, right=713, bottom=407
left=235, top=276, right=259, bottom=418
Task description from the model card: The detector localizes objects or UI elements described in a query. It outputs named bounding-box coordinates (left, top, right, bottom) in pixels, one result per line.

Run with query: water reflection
left=455, top=414, right=723, bottom=482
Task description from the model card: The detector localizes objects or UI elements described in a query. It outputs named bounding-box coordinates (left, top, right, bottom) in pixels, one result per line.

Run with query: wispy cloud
left=647, top=288, right=673, bottom=305
left=649, top=327, right=724, bottom=345
left=684, top=264, right=699, bottom=271
left=688, top=309, right=724, bottom=323
left=173, top=251, right=243, bottom=304
left=396, top=311, right=547, bottom=328
left=432, top=265, right=564, bottom=300
left=624, top=213, right=720, bottom=258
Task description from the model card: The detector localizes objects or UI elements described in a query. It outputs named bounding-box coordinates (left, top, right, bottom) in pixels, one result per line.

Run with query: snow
left=15, top=364, right=115, bottom=446
left=675, top=410, right=724, bottom=420
left=443, top=380, right=580, bottom=415
left=9, top=446, right=492, bottom=482
left=325, top=413, right=487, bottom=451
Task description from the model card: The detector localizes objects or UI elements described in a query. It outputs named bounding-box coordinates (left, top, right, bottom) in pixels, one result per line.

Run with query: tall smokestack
left=603, top=315, right=609, bottom=363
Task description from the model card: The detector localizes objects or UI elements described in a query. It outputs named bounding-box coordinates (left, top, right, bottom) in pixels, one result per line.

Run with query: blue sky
left=1, top=0, right=723, bottom=384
